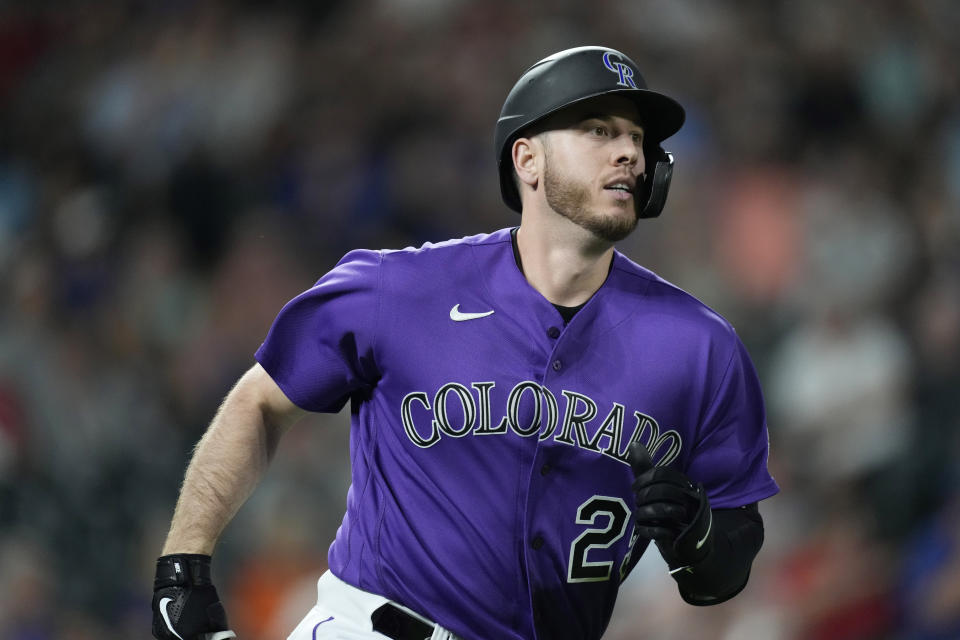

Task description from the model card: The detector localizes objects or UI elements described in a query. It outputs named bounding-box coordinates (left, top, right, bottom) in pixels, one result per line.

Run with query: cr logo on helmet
left=602, top=52, right=638, bottom=89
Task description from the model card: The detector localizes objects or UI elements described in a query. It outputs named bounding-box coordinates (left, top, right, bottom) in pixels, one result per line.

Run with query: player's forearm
left=162, top=411, right=269, bottom=554
left=162, top=369, right=297, bottom=555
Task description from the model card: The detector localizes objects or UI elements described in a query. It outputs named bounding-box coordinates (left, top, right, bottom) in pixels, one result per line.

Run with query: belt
left=371, top=602, right=435, bottom=640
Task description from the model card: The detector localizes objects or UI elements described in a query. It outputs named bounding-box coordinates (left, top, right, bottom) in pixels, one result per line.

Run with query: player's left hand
left=628, top=442, right=714, bottom=570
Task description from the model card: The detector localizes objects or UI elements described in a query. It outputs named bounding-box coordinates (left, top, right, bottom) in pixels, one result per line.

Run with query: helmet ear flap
left=637, top=148, right=674, bottom=219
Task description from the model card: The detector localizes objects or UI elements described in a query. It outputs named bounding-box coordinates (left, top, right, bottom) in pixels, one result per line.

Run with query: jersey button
left=546, top=326, right=560, bottom=339
left=532, top=536, right=544, bottom=550
left=552, top=359, right=562, bottom=371
left=540, top=463, right=551, bottom=476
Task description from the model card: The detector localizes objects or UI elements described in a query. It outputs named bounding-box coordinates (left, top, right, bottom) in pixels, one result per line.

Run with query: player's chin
left=584, top=208, right=638, bottom=243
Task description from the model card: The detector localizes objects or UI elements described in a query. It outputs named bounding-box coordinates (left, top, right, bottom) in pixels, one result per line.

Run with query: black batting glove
left=152, top=554, right=236, bottom=640
left=628, top=442, right=714, bottom=571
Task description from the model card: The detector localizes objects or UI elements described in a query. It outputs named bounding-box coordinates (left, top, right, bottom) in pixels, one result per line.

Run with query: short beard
left=542, top=149, right=639, bottom=243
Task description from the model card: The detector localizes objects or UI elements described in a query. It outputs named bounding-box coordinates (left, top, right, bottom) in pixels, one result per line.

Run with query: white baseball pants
left=287, top=571, right=463, bottom=640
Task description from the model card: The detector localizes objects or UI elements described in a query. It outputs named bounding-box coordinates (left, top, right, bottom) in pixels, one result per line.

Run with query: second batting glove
left=628, top=442, right=714, bottom=571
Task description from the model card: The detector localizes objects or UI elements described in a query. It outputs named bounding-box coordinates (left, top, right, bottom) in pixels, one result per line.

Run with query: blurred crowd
left=1, top=1, right=958, bottom=638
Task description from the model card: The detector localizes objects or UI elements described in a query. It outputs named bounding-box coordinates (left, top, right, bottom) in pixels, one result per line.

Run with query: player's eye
left=590, top=125, right=608, bottom=137
left=631, top=132, right=644, bottom=144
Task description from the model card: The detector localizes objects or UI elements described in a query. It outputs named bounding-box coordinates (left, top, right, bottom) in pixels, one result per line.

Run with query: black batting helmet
left=495, top=46, right=685, bottom=217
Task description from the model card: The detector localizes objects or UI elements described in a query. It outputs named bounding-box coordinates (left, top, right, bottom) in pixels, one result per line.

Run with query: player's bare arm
left=163, top=363, right=306, bottom=555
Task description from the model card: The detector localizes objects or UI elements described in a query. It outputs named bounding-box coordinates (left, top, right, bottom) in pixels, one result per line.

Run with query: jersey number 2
left=567, top=496, right=632, bottom=583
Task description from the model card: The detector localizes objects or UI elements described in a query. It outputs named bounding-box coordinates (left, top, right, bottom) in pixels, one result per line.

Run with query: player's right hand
left=152, top=554, right=237, bottom=640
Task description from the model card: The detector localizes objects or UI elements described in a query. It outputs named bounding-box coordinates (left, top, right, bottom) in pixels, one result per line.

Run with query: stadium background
left=1, top=1, right=958, bottom=638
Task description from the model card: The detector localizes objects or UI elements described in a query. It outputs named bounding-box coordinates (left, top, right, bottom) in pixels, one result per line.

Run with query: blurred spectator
left=777, top=504, right=897, bottom=640
left=768, top=311, right=913, bottom=482
left=898, top=489, right=960, bottom=639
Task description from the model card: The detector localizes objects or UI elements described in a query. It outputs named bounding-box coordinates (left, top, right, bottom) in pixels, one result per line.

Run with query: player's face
left=538, top=95, right=646, bottom=242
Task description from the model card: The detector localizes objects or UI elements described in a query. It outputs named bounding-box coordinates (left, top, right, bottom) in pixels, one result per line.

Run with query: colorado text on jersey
left=400, top=380, right=682, bottom=467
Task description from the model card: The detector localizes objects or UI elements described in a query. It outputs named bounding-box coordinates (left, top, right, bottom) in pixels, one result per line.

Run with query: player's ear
left=511, top=136, right=540, bottom=189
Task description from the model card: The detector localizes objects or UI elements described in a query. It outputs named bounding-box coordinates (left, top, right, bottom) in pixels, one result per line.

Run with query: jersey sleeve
left=255, top=249, right=382, bottom=413
left=685, top=334, right=779, bottom=508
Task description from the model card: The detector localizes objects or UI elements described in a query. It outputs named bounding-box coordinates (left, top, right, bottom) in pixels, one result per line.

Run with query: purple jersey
left=255, top=228, right=778, bottom=640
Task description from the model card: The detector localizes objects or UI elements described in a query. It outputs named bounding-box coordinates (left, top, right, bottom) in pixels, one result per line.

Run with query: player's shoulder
left=331, top=229, right=508, bottom=269
left=610, top=251, right=737, bottom=340
left=375, top=228, right=511, bottom=266
left=326, top=230, right=510, bottom=295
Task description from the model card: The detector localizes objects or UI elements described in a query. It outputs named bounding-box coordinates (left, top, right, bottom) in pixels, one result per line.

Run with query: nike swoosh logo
left=696, top=510, right=713, bottom=550
left=159, top=597, right=185, bottom=640
left=450, top=304, right=495, bottom=322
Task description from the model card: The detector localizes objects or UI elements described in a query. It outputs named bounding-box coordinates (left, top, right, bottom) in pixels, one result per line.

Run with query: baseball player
left=153, top=46, right=778, bottom=640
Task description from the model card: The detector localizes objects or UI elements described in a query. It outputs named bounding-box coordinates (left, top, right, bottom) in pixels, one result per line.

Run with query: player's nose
left=613, top=141, right=646, bottom=175
left=612, top=137, right=642, bottom=172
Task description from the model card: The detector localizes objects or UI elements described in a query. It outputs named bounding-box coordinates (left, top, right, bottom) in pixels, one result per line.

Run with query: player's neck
left=514, top=218, right=614, bottom=307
